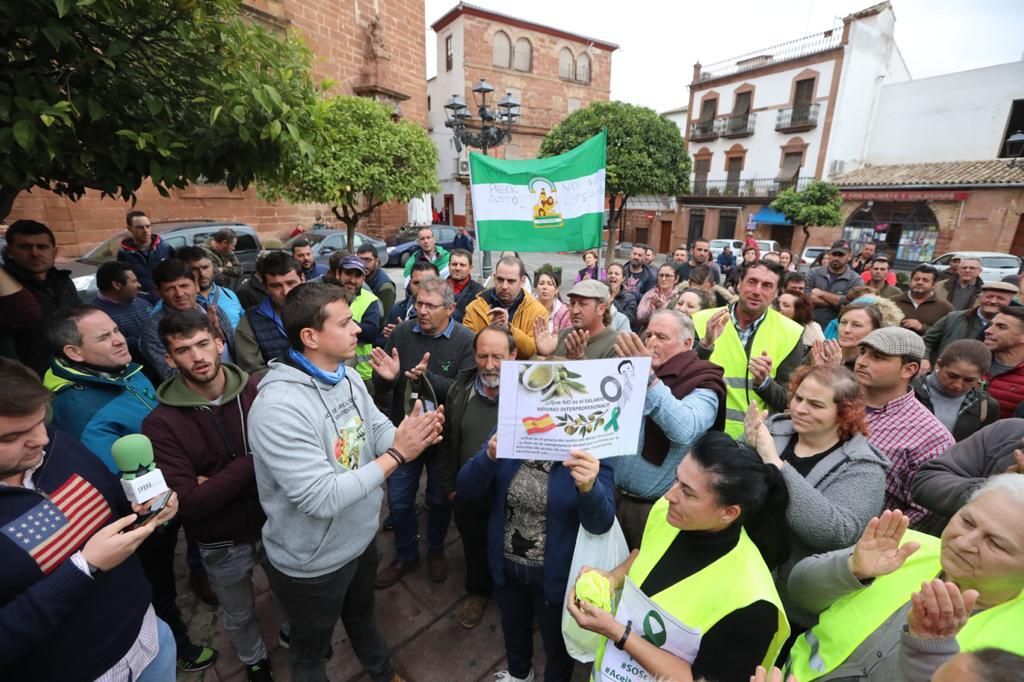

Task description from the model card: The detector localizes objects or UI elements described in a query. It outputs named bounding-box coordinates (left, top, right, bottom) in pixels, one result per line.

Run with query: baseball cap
left=338, top=255, right=367, bottom=273
left=982, top=280, right=1019, bottom=294
left=567, top=279, right=610, bottom=300
left=859, top=327, right=925, bottom=362
left=830, top=239, right=851, bottom=255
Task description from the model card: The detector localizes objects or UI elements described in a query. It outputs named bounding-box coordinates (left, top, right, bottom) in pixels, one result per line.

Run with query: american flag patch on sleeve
left=2, top=474, right=113, bottom=574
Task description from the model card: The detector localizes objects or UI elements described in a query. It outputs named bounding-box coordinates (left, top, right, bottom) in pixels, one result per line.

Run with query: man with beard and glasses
left=42, top=305, right=219, bottom=672
left=145, top=309, right=281, bottom=681
left=438, top=325, right=516, bottom=629
left=177, top=246, right=244, bottom=328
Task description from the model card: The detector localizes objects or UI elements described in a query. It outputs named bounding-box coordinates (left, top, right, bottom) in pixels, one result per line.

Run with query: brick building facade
left=9, top=0, right=428, bottom=257
left=427, top=3, right=616, bottom=227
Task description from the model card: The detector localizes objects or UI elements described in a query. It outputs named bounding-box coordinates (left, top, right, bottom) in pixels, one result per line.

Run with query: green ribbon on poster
left=603, top=406, right=621, bottom=432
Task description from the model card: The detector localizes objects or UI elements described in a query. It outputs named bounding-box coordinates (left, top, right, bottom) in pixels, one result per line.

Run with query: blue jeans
left=134, top=617, right=176, bottom=682
left=386, top=448, right=451, bottom=562
left=495, top=559, right=574, bottom=682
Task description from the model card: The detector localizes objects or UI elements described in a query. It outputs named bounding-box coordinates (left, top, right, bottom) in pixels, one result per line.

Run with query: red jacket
left=985, top=361, right=1024, bottom=419
left=143, top=366, right=264, bottom=543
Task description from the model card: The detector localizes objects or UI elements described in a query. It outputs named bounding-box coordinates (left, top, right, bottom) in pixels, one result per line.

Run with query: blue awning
left=752, top=206, right=792, bottom=226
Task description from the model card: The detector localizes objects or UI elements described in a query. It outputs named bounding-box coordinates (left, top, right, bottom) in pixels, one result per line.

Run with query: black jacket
left=913, top=377, right=1000, bottom=442
left=1, top=262, right=81, bottom=375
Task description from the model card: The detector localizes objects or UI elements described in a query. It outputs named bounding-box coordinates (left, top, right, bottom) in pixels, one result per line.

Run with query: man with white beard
left=437, top=325, right=516, bottom=629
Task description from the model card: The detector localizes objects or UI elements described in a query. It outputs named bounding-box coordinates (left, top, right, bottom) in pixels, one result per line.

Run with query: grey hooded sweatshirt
left=249, top=358, right=396, bottom=578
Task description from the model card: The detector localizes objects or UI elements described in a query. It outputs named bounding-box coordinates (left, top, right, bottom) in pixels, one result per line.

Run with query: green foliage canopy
left=259, top=95, right=439, bottom=244
left=771, top=180, right=844, bottom=252
left=0, top=0, right=321, bottom=219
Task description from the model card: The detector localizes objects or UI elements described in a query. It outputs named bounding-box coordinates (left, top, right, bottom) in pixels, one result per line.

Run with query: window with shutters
left=513, top=38, right=532, bottom=72
left=718, top=211, right=738, bottom=239
left=493, top=31, right=511, bottom=68
left=725, top=157, right=743, bottom=193
left=575, top=52, right=591, bottom=84
left=793, top=78, right=815, bottom=122
left=776, top=152, right=804, bottom=190
left=445, top=36, right=453, bottom=72
left=693, top=157, right=711, bottom=194
left=688, top=209, right=706, bottom=246
left=559, top=48, right=575, bottom=80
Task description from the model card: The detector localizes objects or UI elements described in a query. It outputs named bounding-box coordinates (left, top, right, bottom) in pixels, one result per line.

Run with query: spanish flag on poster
left=522, top=414, right=556, bottom=435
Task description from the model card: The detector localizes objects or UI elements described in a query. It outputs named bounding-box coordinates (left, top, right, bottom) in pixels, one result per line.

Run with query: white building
left=677, top=1, right=910, bottom=250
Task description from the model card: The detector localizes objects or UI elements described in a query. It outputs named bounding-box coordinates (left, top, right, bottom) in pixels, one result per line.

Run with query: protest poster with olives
left=496, top=357, right=651, bottom=461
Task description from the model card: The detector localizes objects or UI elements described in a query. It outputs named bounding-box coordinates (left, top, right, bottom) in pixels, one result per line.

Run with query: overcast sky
left=424, top=0, right=1024, bottom=113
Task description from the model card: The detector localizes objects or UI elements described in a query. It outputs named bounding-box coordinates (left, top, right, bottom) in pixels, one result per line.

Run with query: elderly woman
left=575, top=250, right=606, bottom=283
left=459, top=435, right=614, bottom=682
left=914, top=339, right=1000, bottom=441
left=567, top=433, right=790, bottom=682
left=534, top=269, right=571, bottom=333
left=744, top=365, right=887, bottom=625
left=637, top=264, right=681, bottom=326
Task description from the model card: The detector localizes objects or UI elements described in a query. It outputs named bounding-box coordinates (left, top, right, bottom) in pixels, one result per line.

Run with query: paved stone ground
left=174, top=256, right=603, bottom=682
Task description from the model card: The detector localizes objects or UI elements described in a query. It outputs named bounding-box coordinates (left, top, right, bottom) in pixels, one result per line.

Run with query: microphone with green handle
left=111, top=434, right=169, bottom=504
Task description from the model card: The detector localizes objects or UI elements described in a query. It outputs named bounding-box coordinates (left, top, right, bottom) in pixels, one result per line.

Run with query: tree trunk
left=604, top=194, right=629, bottom=264
left=0, top=186, right=21, bottom=223
left=797, top=224, right=811, bottom=259
left=331, top=205, right=359, bottom=254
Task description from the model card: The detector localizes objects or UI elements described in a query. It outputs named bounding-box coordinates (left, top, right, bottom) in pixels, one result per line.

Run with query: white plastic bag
left=561, top=518, right=630, bottom=662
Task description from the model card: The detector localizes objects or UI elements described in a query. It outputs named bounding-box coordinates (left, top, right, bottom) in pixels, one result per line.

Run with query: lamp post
left=444, top=79, right=521, bottom=277
left=1006, top=130, right=1024, bottom=168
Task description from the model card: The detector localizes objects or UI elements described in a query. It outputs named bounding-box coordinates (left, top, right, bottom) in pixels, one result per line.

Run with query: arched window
left=492, top=31, right=511, bottom=68
left=575, top=52, right=591, bottom=84
left=559, top=47, right=574, bottom=80
left=513, top=37, right=532, bottom=72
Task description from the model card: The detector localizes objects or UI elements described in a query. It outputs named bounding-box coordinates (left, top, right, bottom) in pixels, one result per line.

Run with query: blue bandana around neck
left=288, top=348, right=346, bottom=385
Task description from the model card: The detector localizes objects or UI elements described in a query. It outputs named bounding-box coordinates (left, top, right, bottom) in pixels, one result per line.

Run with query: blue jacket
left=200, top=283, right=243, bottom=328
left=0, top=430, right=151, bottom=681
left=116, top=236, right=176, bottom=300
left=43, top=360, right=158, bottom=473
left=457, top=434, right=616, bottom=603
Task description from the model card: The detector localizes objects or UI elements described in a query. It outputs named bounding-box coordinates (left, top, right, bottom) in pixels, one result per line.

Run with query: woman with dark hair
left=575, top=250, right=606, bottom=283
left=779, top=249, right=796, bottom=272
left=688, top=264, right=734, bottom=308
left=914, top=339, right=1000, bottom=441
left=605, top=262, right=638, bottom=331
left=534, top=268, right=572, bottom=333
left=567, top=432, right=791, bottom=682
left=727, top=247, right=760, bottom=288
left=776, top=292, right=824, bottom=346
left=744, top=365, right=887, bottom=624
left=636, top=264, right=681, bottom=326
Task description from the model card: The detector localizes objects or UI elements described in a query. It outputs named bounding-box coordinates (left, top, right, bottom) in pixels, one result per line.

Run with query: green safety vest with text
left=349, top=289, right=379, bottom=381
left=785, top=530, right=1024, bottom=681
left=593, top=498, right=790, bottom=678
left=691, top=306, right=803, bottom=438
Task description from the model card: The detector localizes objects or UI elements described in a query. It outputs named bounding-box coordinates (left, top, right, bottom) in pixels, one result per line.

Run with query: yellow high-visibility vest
left=349, top=289, right=379, bottom=381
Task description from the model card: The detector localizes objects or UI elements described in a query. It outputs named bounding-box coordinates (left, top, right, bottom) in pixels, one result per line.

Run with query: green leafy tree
left=0, top=0, right=320, bottom=220
left=540, top=101, right=690, bottom=262
left=259, top=95, right=439, bottom=246
left=771, top=180, right=845, bottom=254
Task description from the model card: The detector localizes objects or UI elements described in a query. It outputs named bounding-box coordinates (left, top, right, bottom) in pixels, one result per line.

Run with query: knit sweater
left=374, top=318, right=476, bottom=426
left=0, top=431, right=151, bottom=681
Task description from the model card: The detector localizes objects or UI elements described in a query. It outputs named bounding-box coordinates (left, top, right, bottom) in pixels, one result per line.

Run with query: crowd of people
left=1, top=215, right=1022, bottom=682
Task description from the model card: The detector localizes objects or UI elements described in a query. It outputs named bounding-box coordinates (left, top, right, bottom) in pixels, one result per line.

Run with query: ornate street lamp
left=444, top=79, right=521, bottom=277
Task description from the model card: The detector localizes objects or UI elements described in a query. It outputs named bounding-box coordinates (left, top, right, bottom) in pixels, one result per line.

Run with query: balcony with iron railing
left=695, top=27, right=843, bottom=83
left=689, top=119, right=718, bottom=142
left=776, top=103, right=821, bottom=132
left=690, top=176, right=815, bottom=198
left=719, top=113, right=756, bottom=138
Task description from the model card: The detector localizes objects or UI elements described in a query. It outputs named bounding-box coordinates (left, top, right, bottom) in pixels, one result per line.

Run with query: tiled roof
left=834, top=160, right=1024, bottom=187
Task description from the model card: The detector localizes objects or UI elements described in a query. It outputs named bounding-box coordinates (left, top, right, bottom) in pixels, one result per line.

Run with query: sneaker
left=375, top=558, right=421, bottom=589
left=458, top=595, right=487, bottom=629
left=493, top=670, right=534, bottom=682
left=427, top=550, right=448, bottom=583
left=177, top=643, right=218, bottom=672
left=246, top=658, right=273, bottom=682
left=277, top=631, right=333, bottom=660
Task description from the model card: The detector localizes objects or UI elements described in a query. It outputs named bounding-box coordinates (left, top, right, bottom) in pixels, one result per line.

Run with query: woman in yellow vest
left=566, top=432, right=791, bottom=682
left=784, top=476, right=1024, bottom=681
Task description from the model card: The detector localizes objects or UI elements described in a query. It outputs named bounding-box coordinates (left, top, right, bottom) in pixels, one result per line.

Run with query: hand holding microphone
left=111, top=434, right=170, bottom=504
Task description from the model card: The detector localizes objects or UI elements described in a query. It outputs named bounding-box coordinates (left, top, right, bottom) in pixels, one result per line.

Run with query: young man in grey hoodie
left=249, top=282, right=443, bottom=682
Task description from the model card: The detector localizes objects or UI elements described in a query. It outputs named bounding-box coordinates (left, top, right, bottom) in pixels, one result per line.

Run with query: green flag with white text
left=470, top=131, right=606, bottom=251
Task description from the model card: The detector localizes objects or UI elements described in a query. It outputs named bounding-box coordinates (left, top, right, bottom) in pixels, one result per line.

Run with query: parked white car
left=800, top=246, right=829, bottom=270
left=756, top=239, right=781, bottom=254
left=709, top=239, right=743, bottom=260
left=931, top=251, right=1022, bottom=283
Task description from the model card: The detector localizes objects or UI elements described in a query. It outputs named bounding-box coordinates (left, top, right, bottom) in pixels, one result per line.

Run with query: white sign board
left=497, top=357, right=651, bottom=461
